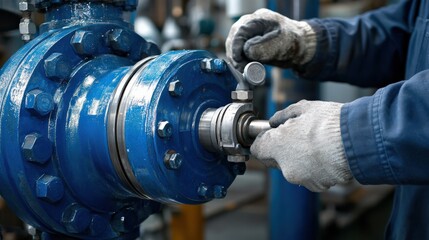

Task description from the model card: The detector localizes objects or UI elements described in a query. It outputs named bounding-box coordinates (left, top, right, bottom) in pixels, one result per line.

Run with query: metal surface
left=248, top=120, right=271, bottom=139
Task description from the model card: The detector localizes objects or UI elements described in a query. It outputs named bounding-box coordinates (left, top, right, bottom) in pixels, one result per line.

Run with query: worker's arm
left=342, top=69, right=429, bottom=184
left=299, top=0, right=419, bottom=87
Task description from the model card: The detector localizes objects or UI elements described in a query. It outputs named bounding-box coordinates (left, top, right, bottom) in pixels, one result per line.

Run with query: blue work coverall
left=298, top=0, right=429, bottom=238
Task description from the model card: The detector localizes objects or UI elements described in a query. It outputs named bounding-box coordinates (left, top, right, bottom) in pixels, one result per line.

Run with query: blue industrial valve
left=0, top=1, right=270, bottom=239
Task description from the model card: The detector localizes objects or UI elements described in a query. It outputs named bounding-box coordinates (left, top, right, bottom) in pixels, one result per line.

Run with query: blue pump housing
left=0, top=2, right=239, bottom=239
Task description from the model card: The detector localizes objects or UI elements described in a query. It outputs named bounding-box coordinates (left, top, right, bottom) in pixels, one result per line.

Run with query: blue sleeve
left=341, top=70, right=429, bottom=184
left=297, top=0, right=419, bottom=88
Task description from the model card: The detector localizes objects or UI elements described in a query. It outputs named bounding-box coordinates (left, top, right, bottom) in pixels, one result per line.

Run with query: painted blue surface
left=0, top=2, right=237, bottom=239
left=266, top=1, right=319, bottom=240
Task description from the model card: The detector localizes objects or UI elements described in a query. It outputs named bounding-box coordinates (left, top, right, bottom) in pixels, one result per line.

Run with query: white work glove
left=251, top=100, right=353, bottom=192
left=226, top=8, right=317, bottom=71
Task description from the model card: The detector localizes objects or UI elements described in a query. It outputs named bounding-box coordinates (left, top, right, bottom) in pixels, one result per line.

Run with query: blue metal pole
left=266, top=1, right=320, bottom=240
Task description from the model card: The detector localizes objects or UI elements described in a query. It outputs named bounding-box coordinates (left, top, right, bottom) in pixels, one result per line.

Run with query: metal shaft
left=248, top=120, right=271, bottom=138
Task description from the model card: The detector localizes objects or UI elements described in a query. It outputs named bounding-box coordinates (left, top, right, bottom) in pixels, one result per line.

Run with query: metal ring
left=107, top=56, right=157, bottom=198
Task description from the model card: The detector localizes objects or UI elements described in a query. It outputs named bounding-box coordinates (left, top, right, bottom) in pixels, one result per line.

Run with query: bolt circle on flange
left=168, top=80, right=184, bottom=97
left=36, top=175, right=64, bottom=203
left=157, top=121, right=173, bottom=138
left=61, top=204, right=91, bottom=234
left=25, top=89, right=55, bottom=116
left=163, top=150, right=183, bottom=170
left=21, top=133, right=53, bottom=164
left=71, top=31, right=97, bottom=56
left=44, top=53, right=73, bottom=81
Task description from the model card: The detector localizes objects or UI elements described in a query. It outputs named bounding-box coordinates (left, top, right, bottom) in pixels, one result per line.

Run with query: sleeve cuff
left=340, top=90, right=398, bottom=185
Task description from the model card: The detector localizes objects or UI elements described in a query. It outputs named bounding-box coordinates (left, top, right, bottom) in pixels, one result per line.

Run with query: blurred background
left=0, top=0, right=400, bottom=239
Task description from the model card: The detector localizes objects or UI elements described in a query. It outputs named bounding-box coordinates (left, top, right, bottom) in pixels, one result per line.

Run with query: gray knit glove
left=226, top=8, right=317, bottom=71
left=251, top=100, right=353, bottom=192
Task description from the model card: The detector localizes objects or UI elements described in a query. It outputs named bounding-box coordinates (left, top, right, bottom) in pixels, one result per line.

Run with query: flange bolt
left=164, top=150, right=183, bottom=170
left=157, top=121, right=173, bottom=138
left=25, top=89, right=55, bottom=116
left=168, top=80, right=184, bottom=97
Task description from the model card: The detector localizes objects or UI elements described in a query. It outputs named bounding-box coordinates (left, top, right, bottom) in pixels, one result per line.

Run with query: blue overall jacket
left=301, top=0, right=429, bottom=238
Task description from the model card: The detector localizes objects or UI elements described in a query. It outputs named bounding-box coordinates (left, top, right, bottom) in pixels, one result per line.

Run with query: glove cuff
left=295, top=21, right=317, bottom=66
left=320, top=103, right=353, bottom=184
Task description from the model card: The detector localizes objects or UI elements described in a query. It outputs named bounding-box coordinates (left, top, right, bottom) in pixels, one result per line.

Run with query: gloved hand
left=251, top=100, right=353, bottom=192
left=226, top=8, right=317, bottom=71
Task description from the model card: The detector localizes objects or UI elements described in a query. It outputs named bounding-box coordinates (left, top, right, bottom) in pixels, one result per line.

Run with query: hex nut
left=108, top=29, right=132, bottom=53
left=22, top=133, right=53, bottom=164
left=36, top=175, right=64, bottom=203
left=62, top=204, right=91, bottom=233
left=111, top=208, right=138, bottom=233
left=200, top=58, right=227, bottom=73
left=19, top=1, right=35, bottom=11
left=164, top=150, right=183, bottom=170
left=231, top=91, right=254, bottom=101
left=25, top=89, right=55, bottom=116
left=71, top=31, right=97, bottom=56
left=213, top=185, right=227, bottom=199
left=44, top=53, right=72, bottom=81
left=197, top=184, right=211, bottom=198
left=157, top=121, right=173, bottom=138
left=227, top=155, right=248, bottom=163
left=168, top=80, right=184, bottom=97
left=19, top=19, right=36, bottom=35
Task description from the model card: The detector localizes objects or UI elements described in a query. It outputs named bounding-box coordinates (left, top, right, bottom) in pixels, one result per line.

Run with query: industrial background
left=0, top=0, right=400, bottom=239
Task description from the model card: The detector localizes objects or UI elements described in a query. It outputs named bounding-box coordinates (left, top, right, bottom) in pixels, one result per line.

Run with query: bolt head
left=197, top=184, right=210, bottom=198
left=19, top=2, right=35, bottom=11
left=108, top=29, right=132, bottom=54
left=157, top=121, right=173, bottom=138
left=227, top=155, right=249, bottom=163
left=44, top=53, right=72, bottom=80
left=168, top=153, right=183, bottom=170
left=231, top=90, right=253, bottom=101
left=25, top=89, right=55, bottom=116
left=62, top=205, right=91, bottom=233
left=36, top=175, right=64, bottom=203
left=197, top=183, right=214, bottom=199
left=22, top=133, right=53, bottom=164
left=168, top=80, right=184, bottom=97
left=213, top=185, right=227, bottom=199
left=111, top=208, right=139, bottom=233
left=71, top=31, right=97, bottom=56
left=19, top=19, right=36, bottom=35
left=201, top=58, right=227, bottom=73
